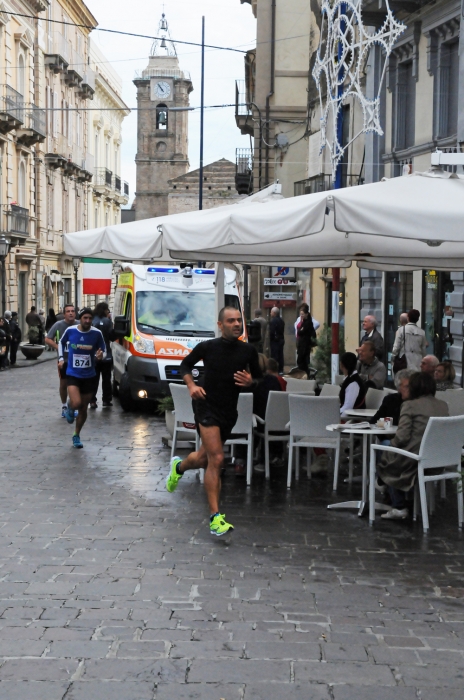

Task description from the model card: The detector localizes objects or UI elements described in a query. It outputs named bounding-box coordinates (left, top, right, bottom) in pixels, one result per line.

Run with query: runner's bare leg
left=67, top=386, right=92, bottom=436
left=178, top=425, right=223, bottom=514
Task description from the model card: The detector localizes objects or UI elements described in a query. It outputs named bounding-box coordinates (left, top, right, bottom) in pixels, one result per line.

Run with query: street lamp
left=72, top=257, right=80, bottom=311
left=0, top=235, right=10, bottom=316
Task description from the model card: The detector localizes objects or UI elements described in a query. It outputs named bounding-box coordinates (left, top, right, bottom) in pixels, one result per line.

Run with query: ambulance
left=111, top=264, right=243, bottom=410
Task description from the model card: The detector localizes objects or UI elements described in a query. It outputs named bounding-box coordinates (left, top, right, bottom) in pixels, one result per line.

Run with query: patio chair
left=287, top=395, right=341, bottom=490
left=285, top=377, right=316, bottom=393
left=365, top=387, right=386, bottom=410
left=319, top=383, right=341, bottom=398
left=438, top=389, right=464, bottom=417
left=369, top=415, right=464, bottom=532
left=169, top=383, right=203, bottom=482
left=254, top=391, right=290, bottom=480
left=225, top=392, right=255, bottom=486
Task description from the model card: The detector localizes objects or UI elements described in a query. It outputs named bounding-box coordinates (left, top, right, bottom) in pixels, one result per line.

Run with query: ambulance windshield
left=136, top=291, right=216, bottom=336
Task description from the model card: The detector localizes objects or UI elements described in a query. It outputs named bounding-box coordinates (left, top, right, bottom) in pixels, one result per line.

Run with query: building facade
left=238, top=0, right=464, bottom=381
left=0, top=0, right=130, bottom=334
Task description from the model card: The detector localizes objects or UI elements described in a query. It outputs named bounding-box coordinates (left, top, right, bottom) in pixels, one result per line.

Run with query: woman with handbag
left=391, top=309, right=426, bottom=374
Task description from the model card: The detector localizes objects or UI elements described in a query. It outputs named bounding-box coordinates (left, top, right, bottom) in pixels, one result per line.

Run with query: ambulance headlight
left=133, top=336, right=155, bottom=354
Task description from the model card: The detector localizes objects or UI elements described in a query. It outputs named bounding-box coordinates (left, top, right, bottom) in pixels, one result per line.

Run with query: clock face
left=154, top=81, right=171, bottom=99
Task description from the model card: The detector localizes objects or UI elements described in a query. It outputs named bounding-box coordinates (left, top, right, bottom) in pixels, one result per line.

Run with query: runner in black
left=165, top=306, right=262, bottom=536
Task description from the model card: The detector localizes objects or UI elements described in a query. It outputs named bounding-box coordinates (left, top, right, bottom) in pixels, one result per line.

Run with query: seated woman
left=434, top=361, right=456, bottom=391
left=377, top=372, right=448, bottom=521
left=370, top=368, right=415, bottom=426
left=339, top=351, right=366, bottom=417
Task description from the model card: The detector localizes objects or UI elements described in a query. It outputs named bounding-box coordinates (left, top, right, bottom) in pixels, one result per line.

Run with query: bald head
left=399, top=313, right=408, bottom=326
left=271, top=307, right=280, bottom=317
left=420, top=355, right=439, bottom=376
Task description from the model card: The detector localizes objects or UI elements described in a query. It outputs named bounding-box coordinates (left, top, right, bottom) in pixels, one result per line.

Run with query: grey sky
left=85, top=0, right=256, bottom=206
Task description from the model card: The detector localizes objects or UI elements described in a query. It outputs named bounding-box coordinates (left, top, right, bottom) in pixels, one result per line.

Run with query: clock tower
left=134, top=14, right=193, bottom=220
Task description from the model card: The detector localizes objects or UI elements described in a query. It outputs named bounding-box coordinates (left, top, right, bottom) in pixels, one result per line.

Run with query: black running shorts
left=67, top=375, right=98, bottom=397
left=193, top=402, right=236, bottom=444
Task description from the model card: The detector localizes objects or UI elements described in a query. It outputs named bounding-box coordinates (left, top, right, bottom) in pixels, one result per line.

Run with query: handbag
left=393, top=326, right=407, bottom=373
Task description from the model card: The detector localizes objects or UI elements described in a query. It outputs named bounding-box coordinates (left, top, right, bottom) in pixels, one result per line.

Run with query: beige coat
left=377, top=395, right=449, bottom=491
left=391, top=322, right=427, bottom=372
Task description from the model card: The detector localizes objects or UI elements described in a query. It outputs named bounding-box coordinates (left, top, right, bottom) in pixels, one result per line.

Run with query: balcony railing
left=7, top=205, right=29, bottom=237
left=294, top=173, right=365, bottom=196
left=0, top=84, right=24, bottom=124
left=45, top=32, right=70, bottom=70
left=28, top=105, right=46, bottom=136
left=94, top=168, right=113, bottom=188
left=235, top=80, right=250, bottom=117
left=235, top=148, right=253, bottom=195
left=124, top=181, right=129, bottom=196
left=114, top=175, right=121, bottom=193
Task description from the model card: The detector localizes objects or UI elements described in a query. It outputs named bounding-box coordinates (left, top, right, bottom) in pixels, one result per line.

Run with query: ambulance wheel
left=118, top=372, right=135, bottom=412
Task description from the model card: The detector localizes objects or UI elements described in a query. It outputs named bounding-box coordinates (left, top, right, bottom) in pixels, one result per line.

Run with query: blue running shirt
left=58, top=326, right=106, bottom=379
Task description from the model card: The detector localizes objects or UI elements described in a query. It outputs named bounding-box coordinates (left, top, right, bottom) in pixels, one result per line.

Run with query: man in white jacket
left=391, top=309, right=427, bottom=372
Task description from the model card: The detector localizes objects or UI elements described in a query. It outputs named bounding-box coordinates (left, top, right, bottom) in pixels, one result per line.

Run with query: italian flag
left=82, top=258, right=112, bottom=295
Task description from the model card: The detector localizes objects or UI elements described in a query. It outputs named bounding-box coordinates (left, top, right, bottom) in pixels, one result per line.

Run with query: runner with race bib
left=58, top=307, right=106, bottom=449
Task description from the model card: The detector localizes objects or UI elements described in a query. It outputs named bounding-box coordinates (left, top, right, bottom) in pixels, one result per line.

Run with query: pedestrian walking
left=253, top=309, right=268, bottom=354
left=295, top=303, right=317, bottom=377
left=269, top=307, right=285, bottom=374
left=38, top=309, right=46, bottom=329
left=59, top=307, right=106, bottom=449
left=165, top=306, right=262, bottom=537
left=25, top=306, right=44, bottom=345
left=90, top=302, right=114, bottom=408
left=45, top=309, right=57, bottom=351
left=44, top=304, right=78, bottom=417
left=5, top=311, right=21, bottom=365
left=391, top=309, right=427, bottom=373
left=360, top=315, right=384, bottom=360
left=0, top=317, right=10, bottom=371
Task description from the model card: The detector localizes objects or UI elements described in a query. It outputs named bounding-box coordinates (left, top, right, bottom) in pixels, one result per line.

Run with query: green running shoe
left=166, top=456, right=183, bottom=493
left=210, top=513, right=234, bottom=537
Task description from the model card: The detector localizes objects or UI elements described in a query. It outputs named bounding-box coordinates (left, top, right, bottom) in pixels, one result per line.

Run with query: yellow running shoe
left=166, top=457, right=183, bottom=493
left=210, top=513, right=234, bottom=537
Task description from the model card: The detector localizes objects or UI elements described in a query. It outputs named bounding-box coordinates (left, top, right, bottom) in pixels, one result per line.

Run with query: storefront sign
left=263, top=278, right=297, bottom=286
left=264, top=292, right=296, bottom=300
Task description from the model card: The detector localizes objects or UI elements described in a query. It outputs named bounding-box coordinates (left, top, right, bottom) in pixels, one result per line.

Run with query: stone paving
left=0, top=361, right=464, bottom=699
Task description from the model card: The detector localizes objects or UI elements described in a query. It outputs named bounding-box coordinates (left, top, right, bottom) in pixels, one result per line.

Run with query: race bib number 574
left=73, top=354, right=91, bottom=369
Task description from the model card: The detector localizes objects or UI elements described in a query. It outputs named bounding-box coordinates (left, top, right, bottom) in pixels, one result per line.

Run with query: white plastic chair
left=365, top=387, right=386, bottom=410
left=169, top=383, right=200, bottom=459
left=254, top=391, right=290, bottom=480
left=369, top=415, right=464, bottom=532
left=319, top=383, right=341, bottom=398
left=287, top=395, right=341, bottom=490
left=225, top=393, right=255, bottom=486
left=438, top=389, right=464, bottom=417
left=284, top=377, right=316, bottom=393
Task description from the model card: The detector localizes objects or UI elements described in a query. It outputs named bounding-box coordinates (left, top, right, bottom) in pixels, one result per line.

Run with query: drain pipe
left=265, top=0, right=276, bottom=186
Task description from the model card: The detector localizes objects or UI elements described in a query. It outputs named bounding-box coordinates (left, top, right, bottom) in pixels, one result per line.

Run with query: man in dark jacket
left=91, top=302, right=115, bottom=408
left=5, top=311, right=21, bottom=365
left=360, top=315, right=384, bottom=361
left=269, top=306, right=285, bottom=374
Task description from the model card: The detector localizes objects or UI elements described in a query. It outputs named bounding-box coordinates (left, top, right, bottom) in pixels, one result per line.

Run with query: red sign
left=263, top=299, right=296, bottom=308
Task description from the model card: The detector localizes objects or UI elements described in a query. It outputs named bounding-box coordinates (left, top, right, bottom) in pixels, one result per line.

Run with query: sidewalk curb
left=9, top=353, right=56, bottom=369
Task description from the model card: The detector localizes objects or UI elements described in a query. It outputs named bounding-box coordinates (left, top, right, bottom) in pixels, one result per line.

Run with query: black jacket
left=370, top=392, right=403, bottom=426
left=297, top=316, right=316, bottom=350
left=92, top=315, right=115, bottom=360
left=269, top=316, right=285, bottom=344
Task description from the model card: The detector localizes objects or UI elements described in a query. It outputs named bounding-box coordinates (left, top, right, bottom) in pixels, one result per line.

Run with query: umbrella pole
left=331, top=267, right=340, bottom=384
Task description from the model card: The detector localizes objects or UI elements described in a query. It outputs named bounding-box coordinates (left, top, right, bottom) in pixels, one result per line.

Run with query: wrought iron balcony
left=124, top=181, right=129, bottom=197
left=79, top=68, right=95, bottom=99
left=114, top=175, right=121, bottom=193
left=17, top=104, right=46, bottom=145
left=294, top=173, right=365, bottom=197
left=235, top=80, right=253, bottom=136
left=7, top=205, right=29, bottom=239
left=235, top=148, right=253, bottom=195
left=44, top=32, right=70, bottom=73
left=0, top=85, right=24, bottom=134
left=93, top=168, right=114, bottom=197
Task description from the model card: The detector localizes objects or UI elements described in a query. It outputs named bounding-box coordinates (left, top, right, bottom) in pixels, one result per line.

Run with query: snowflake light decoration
left=312, top=0, right=405, bottom=180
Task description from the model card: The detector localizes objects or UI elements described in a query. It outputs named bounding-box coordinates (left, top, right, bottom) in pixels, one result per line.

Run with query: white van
left=111, top=264, right=243, bottom=410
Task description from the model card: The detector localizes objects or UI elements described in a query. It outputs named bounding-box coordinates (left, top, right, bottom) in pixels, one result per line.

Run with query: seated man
left=267, top=357, right=287, bottom=391
left=357, top=340, right=386, bottom=389
left=370, top=368, right=415, bottom=426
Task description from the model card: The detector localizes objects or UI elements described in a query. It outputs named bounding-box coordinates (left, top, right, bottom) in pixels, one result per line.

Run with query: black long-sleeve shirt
left=180, top=337, right=262, bottom=426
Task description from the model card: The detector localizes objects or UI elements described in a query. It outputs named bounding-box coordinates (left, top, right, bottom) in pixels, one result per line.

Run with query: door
left=18, top=271, right=28, bottom=336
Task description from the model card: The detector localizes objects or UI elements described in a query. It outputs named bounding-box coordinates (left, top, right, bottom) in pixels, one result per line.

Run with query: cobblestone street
left=0, top=361, right=463, bottom=699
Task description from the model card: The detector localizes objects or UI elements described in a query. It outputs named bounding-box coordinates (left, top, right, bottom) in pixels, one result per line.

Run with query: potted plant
left=312, top=324, right=345, bottom=385
left=19, top=326, right=46, bottom=360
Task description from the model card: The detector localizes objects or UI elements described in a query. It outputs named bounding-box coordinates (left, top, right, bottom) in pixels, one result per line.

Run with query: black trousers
left=10, top=341, right=19, bottom=365
left=270, top=340, right=284, bottom=373
left=296, top=343, right=311, bottom=377
left=92, top=360, right=113, bottom=403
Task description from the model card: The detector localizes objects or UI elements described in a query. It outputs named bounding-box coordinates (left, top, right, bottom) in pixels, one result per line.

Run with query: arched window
left=156, top=104, right=168, bottom=130
left=18, top=53, right=25, bottom=96
left=18, top=161, right=26, bottom=207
